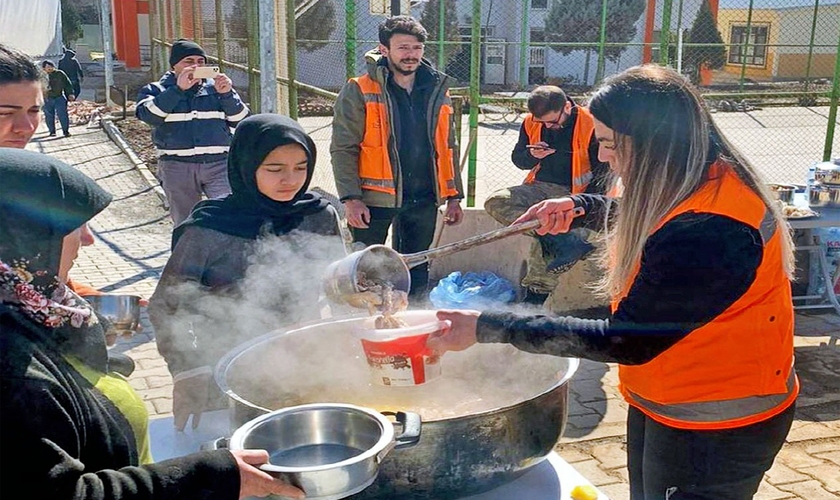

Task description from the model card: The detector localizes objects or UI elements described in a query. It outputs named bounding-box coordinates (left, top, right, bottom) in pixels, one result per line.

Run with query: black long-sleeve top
left=510, top=102, right=611, bottom=194
left=477, top=194, right=766, bottom=365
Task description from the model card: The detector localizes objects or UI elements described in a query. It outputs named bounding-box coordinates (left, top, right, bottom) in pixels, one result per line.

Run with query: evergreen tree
left=61, top=0, right=84, bottom=43
left=545, top=0, right=645, bottom=84
left=419, top=0, right=461, bottom=69
left=683, top=0, right=726, bottom=83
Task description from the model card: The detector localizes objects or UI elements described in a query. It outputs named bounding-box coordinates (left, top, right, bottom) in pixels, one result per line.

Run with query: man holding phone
left=136, top=39, right=249, bottom=224
left=484, top=85, right=609, bottom=302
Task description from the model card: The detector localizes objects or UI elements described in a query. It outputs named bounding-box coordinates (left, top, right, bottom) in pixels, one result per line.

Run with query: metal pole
left=258, top=0, right=277, bottom=113
left=804, top=0, right=820, bottom=93
left=738, top=0, right=755, bottom=93
left=215, top=0, right=226, bottom=73
left=659, top=0, right=673, bottom=66
left=391, top=0, right=401, bottom=16
left=519, top=0, right=529, bottom=87
left=468, top=0, right=481, bottom=207
left=345, top=0, right=356, bottom=80
left=247, top=0, right=261, bottom=111
left=286, top=0, right=298, bottom=120
left=437, top=0, right=446, bottom=70
left=822, top=25, right=840, bottom=161
left=99, top=0, right=114, bottom=107
left=676, top=0, right=685, bottom=72
left=596, top=0, right=609, bottom=83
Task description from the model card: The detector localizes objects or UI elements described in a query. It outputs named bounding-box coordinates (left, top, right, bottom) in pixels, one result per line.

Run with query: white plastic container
left=355, top=310, right=450, bottom=387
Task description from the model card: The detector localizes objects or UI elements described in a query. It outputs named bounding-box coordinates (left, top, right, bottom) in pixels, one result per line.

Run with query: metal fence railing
left=147, top=0, right=840, bottom=206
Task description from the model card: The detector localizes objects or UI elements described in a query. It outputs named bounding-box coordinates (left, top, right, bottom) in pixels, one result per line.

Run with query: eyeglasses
left=534, top=110, right=569, bottom=128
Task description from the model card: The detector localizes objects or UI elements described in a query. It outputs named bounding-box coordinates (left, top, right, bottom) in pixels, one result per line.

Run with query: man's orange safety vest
left=612, top=161, right=798, bottom=430
left=522, top=106, right=596, bottom=193
left=350, top=74, right=458, bottom=199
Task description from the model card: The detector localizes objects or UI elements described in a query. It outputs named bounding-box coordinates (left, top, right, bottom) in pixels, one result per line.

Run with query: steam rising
left=221, top=312, right=573, bottom=421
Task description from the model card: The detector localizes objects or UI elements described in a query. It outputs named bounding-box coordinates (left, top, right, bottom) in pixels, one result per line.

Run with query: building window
left=531, top=0, right=549, bottom=8
left=728, top=25, right=768, bottom=66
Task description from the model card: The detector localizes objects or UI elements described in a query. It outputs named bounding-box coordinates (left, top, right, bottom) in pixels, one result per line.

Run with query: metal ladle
left=323, top=208, right=584, bottom=308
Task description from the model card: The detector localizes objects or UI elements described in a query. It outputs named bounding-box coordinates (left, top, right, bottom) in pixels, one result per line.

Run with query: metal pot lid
left=815, top=161, right=840, bottom=173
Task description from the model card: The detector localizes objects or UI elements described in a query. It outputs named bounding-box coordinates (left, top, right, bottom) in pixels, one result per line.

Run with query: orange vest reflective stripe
left=611, top=161, right=798, bottom=430
left=522, top=106, right=595, bottom=193
left=351, top=74, right=459, bottom=199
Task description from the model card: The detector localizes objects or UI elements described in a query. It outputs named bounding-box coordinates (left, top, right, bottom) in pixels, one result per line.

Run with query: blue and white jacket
left=136, top=72, right=249, bottom=162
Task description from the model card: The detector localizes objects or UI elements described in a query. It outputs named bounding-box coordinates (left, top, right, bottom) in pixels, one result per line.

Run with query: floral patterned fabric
left=0, top=259, right=96, bottom=330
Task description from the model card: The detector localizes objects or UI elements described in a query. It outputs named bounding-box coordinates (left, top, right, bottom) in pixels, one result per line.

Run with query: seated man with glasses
left=484, top=85, right=610, bottom=303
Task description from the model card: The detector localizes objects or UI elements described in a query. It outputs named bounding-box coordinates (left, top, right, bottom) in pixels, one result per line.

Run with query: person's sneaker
left=63, top=131, right=71, bottom=137
left=48, top=132, right=56, bottom=137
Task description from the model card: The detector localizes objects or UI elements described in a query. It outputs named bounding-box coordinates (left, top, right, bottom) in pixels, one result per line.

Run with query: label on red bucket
left=360, top=333, right=442, bottom=386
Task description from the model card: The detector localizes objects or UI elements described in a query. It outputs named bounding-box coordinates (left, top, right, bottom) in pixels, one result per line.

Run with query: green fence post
left=804, top=0, right=820, bottom=94
left=738, top=0, right=755, bottom=93
left=468, top=0, right=481, bottom=207
left=192, top=0, right=199, bottom=40
left=438, top=0, right=446, bottom=71
left=215, top=0, right=225, bottom=73
left=286, top=0, right=298, bottom=120
left=247, top=0, right=261, bottom=112
left=159, top=0, right=168, bottom=76
left=345, top=0, right=357, bottom=81
left=596, top=0, right=609, bottom=83
left=659, top=0, right=673, bottom=66
left=519, top=0, right=529, bottom=88
left=822, top=25, right=840, bottom=161
left=173, top=0, right=183, bottom=39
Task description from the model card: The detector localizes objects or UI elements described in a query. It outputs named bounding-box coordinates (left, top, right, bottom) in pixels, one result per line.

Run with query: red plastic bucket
left=357, top=311, right=450, bottom=386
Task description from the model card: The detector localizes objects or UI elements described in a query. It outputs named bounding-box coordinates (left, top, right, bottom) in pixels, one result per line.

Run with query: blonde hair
left=587, top=65, right=795, bottom=297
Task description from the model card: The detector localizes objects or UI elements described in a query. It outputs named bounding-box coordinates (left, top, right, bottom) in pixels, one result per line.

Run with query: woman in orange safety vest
left=427, top=64, right=797, bottom=500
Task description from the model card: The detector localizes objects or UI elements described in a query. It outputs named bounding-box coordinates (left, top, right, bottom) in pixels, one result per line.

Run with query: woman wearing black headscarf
left=149, top=114, right=345, bottom=431
left=0, top=148, right=304, bottom=499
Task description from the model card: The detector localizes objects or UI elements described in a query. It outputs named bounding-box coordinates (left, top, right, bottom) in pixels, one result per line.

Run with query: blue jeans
left=43, top=96, right=70, bottom=135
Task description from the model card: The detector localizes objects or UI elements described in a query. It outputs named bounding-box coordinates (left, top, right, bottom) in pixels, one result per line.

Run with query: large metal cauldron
left=215, top=312, right=578, bottom=500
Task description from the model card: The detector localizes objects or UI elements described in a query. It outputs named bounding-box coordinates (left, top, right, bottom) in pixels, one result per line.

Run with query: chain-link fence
left=148, top=0, right=839, bottom=206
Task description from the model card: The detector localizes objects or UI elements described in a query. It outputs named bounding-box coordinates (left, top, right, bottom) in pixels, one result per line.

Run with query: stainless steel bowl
left=227, top=404, right=421, bottom=500
left=83, top=295, right=141, bottom=335
left=809, top=182, right=840, bottom=209
left=768, top=183, right=796, bottom=203
left=814, top=161, right=840, bottom=185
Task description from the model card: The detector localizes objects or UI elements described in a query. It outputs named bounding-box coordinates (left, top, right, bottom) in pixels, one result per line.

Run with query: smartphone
left=192, top=65, right=220, bottom=79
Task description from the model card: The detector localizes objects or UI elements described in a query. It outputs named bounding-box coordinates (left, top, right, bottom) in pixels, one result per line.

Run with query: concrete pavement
left=27, top=121, right=840, bottom=500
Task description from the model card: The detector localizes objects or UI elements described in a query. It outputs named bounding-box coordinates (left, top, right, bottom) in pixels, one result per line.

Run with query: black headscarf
left=172, top=114, right=329, bottom=248
left=0, top=149, right=112, bottom=370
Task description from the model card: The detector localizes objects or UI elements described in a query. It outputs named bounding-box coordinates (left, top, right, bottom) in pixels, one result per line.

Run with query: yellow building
left=718, top=0, right=839, bottom=81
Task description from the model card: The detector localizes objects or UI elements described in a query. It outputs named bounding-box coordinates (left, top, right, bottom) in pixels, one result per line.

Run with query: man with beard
left=331, top=15, right=464, bottom=299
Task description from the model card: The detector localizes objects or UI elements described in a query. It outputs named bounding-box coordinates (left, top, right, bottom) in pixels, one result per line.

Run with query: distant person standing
left=58, top=47, right=84, bottom=98
left=331, top=15, right=464, bottom=298
left=40, top=60, right=74, bottom=138
left=136, top=39, right=249, bottom=224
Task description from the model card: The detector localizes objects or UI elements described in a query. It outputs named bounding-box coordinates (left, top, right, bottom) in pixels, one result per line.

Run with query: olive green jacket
left=330, top=49, right=464, bottom=208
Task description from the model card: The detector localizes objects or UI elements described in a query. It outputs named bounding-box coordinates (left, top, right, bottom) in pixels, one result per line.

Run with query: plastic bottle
left=806, top=163, right=817, bottom=199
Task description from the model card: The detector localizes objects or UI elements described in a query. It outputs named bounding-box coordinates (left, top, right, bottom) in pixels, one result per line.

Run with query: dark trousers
left=350, top=200, right=438, bottom=297
left=627, top=402, right=795, bottom=500
left=43, top=96, right=70, bottom=135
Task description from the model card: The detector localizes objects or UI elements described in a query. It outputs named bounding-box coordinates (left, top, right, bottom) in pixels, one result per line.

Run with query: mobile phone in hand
left=192, top=66, right=220, bottom=79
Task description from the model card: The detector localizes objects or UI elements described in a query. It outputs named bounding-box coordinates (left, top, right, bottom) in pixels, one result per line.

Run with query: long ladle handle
left=402, top=207, right=585, bottom=269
